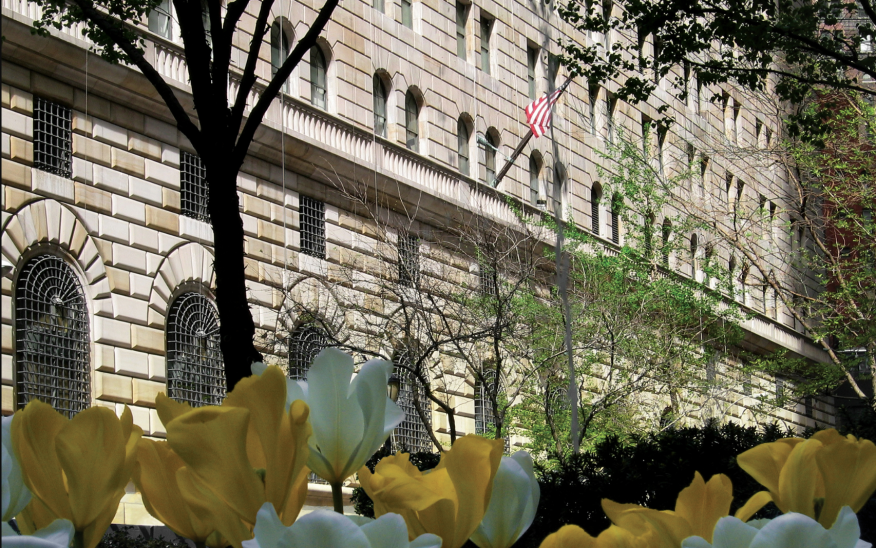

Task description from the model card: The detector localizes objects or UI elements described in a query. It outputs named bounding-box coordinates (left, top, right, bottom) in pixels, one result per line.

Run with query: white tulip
left=2, top=415, right=31, bottom=521
left=242, top=503, right=442, bottom=548
left=2, top=519, right=75, bottom=548
left=252, top=348, right=404, bottom=485
left=470, top=451, right=540, bottom=548
left=681, top=506, right=871, bottom=548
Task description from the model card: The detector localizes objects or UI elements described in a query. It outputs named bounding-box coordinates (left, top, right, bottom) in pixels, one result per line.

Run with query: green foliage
left=97, top=527, right=191, bottom=548
left=351, top=448, right=442, bottom=518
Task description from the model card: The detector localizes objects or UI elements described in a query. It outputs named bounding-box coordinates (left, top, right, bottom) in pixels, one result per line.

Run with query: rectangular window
left=480, top=16, right=492, bottom=74
left=33, top=97, right=72, bottom=178
left=457, top=2, right=468, bottom=59
left=180, top=152, right=209, bottom=222
left=479, top=260, right=497, bottom=296
left=775, top=376, right=784, bottom=402
left=527, top=45, right=538, bottom=99
left=742, top=370, right=752, bottom=396
left=589, top=84, right=598, bottom=135
left=398, top=235, right=420, bottom=287
left=300, top=196, right=326, bottom=259
left=401, top=0, right=413, bottom=28
left=606, top=95, right=616, bottom=144
left=148, top=0, right=173, bottom=39
left=374, top=0, right=384, bottom=13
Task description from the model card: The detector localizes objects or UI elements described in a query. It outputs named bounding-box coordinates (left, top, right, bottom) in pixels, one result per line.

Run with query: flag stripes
left=525, top=80, right=570, bottom=138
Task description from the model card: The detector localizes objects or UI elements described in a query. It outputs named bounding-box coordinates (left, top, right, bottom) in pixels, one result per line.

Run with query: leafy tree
left=29, top=0, right=340, bottom=387
left=558, top=0, right=875, bottom=134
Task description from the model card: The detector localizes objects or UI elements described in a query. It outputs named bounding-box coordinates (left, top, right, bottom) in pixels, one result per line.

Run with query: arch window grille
left=374, top=74, right=388, bottom=137
left=475, top=369, right=510, bottom=452
left=457, top=117, right=470, bottom=176
left=271, top=22, right=292, bottom=93
left=16, top=255, right=90, bottom=417
left=310, top=46, right=327, bottom=110
left=34, top=97, right=73, bottom=178
left=392, top=352, right=433, bottom=453
left=300, top=196, right=326, bottom=259
left=288, top=324, right=330, bottom=381
left=166, top=292, right=225, bottom=407
left=591, top=186, right=601, bottom=234
left=405, top=91, right=419, bottom=152
left=529, top=156, right=540, bottom=206
left=181, top=152, right=209, bottom=222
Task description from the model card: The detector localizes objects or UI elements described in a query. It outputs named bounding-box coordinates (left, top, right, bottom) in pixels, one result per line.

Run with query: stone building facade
left=1, top=0, right=838, bottom=522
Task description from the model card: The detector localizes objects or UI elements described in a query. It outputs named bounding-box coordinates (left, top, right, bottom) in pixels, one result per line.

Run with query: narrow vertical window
left=480, top=16, right=492, bottom=74
left=405, top=90, right=419, bottom=152
left=392, top=351, right=433, bottom=453
left=589, top=84, right=598, bottom=135
left=149, top=0, right=173, bottom=39
left=527, top=45, right=538, bottom=99
left=16, top=255, right=90, bottom=417
left=610, top=194, right=621, bottom=244
left=479, top=259, right=497, bottom=296
left=300, top=196, right=326, bottom=259
left=606, top=95, right=616, bottom=144
left=180, top=151, right=209, bottom=222
left=661, top=219, right=671, bottom=267
left=689, top=234, right=699, bottom=280
left=591, top=185, right=602, bottom=234
left=288, top=324, right=329, bottom=380
left=401, top=0, right=413, bottom=28
left=485, top=132, right=498, bottom=186
left=529, top=155, right=540, bottom=206
left=167, top=292, right=225, bottom=407
left=374, top=0, right=384, bottom=13
left=373, top=74, right=387, bottom=137
left=644, top=215, right=654, bottom=258
left=310, top=46, right=327, bottom=110
left=457, top=2, right=468, bottom=59
left=398, top=235, right=420, bottom=287
left=458, top=117, right=470, bottom=175
left=602, top=0, right=613, bottom=48
left=34, top=97, right=72, bottom=178
left=271, top=22, right=292, bottom=93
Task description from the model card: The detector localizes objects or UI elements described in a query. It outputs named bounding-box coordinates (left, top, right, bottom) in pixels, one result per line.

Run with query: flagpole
left=491, top=76, right=574, bottom=189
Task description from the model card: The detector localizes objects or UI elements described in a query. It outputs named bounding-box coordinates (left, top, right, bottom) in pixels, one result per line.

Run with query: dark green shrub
left=97, top=527, right=191, bottom=548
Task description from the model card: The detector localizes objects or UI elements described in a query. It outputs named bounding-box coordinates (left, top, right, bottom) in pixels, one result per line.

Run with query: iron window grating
left=475, top=370, right=510, bottom=452
left=181, top=152, right=210, bottom=222
left=34, top=97, right=73, bottom=178
left=167, top=292, right=226, bottom=407
left=288, top=324, right=329, bottom=380
left=479, top=260, right=497, bottom=297
left=16, top=255, right=90, bottom=418
left=300, top=196, right=326, bottom=259
left=398, top=235, right=420, bottom=287
left=392, top=355, right=434, bottom=454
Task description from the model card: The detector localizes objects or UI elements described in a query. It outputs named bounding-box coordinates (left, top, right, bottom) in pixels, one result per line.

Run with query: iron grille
left=475, top=370, right=510, bottom=452
left=181, top=152, right=210, bottom=222
left=392, top=354, right=433, bottom=453
left=479, top=260, right=497, bottom=297
left=610, top=209, right=620, bottom=244
left=300, top=196, right=326, bottom=259
left=166, top=292, right=226, bottom=406
left=34, top=97, right=72, bottom=178
left=16, top=255, right=90, bottom=417
left=591, top=190, right=600, bottom=234
left=288, top=324, right=329, bottom=380
left=398, top=235, right=420, bottom=287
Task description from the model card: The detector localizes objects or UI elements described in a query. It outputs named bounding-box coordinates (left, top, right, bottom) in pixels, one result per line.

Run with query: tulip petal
left=674, top=473, right=733, bottom=541
left=748, top=512, right=836, bottom=548
left=155, top=393, right=194, bottom=429
left=538, top=525, right=595, bottom=548
left=827, top=507, right=863, bottom=548
left=176, top=467, right=255, bottom=548
left=470, top=453, right=537, bottom=548
left=736, top=438, right=804, bottom=512
left=286, top=510, right=371, bottom=548
left=350, top=359, right=404, bottom=481
left=2, top=519, right=74, bottom=548
left=441, top=436, right=504, bottom=548
left=816, top=435, right=876, bottom=527
left=680, top=538, right=712, bottom=548
left=360, top=513, right=415, bottom=548
left=2, top=416, right=32, bottom=521
left=243, top=503, right=290, bottom=548
left=707, top=516, right=760, bottom=548
left=777, top=439, right=822, bottom=517
left=733, top=491, right=772, bottom=523
left=602, top=499, right=691, bottom=547
left=409, top=534, right=443, bottom=548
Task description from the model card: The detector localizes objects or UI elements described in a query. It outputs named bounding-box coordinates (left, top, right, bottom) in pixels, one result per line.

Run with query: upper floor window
left=591, top=183, right=602, bottom=234
left=300, top=195, right=326, bottom=259
left=484, top=130, right=498, bottom=186
left=401, top=0, right=413, bottom=28
left=373, top=73, right=388, bottom=137
left=310, top=46, right=327, bottom=110
left=288, top=323, right=330, bottom=380
left=588, top=85, right=599, bottom=135
left=398, top=234, right=420, bottom=287
left=181, top=151, right=210, bottom=222
left=606, top=95, right=617, bottom=144
left=148, top=0, right=173, bottom=39
left=527, top=45, right=539, bottom=99
left=602, top=0, right=613, bottom=48
left=480, top=15, right=493, bottom=74
left=271, top=21, right=292, bottom=93
left=34, top=97, right=72, bottom=178
left=457, top=2, right=468, bottom=59
left=610, top=193, right=621, bottom=244
left=529, top=155, right=541, bottom=206
left=405, top=90, right=420, bottom=152
left=661, top=219, right=672, bottom=267
left=458, top=116, right=471, bottom=176
left=16, top=255, right=90, bottom=417
left=166, top=292, right=225, bottom=407
left=374, top=0, right=384, bottom=13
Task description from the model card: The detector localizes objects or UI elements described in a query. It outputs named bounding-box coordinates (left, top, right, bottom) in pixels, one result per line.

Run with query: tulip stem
left=73, top=531, right=84, bottom=548
left=330, top=482, right=344, bottom=514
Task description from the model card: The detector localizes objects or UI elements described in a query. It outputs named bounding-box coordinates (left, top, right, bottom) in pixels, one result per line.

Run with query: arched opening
left=310, top=46, right=328, bottom=110
left=271, top=20, right=292, bottom=93
left=166, top=291, right=225, bottom=407
left=373, top=72, right=389, bottom=137
left=457, top=115, right=472, bottom=176
left=591, top=183, right=602, bottom=234
left=391, top=349, right=433, bottom=453
left=405, top=89, right=420, bottom=152
left=529, top=152, right=542, bottom=207
left=661, top=218, right=672, bottom=267
left=288, top=323, right=331, bottom=380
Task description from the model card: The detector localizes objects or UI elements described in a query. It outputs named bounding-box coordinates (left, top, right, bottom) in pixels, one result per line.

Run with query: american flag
left=525, top=80, right=571, bottom=138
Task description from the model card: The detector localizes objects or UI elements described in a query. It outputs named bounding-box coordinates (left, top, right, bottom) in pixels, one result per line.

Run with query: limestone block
left=73, top=135, right=111, bottom=167
left=129, top=177, right=163, bottom=207
left=31, top=74, right=73, bottom=105
left=72, top=158, right=93, bottom=184
left=93, top=164, right=129, bottom=193
left=144, top=117, right=177, bottom=145
left=94, top=343, right=115, bottom=372
left=109, top=105, right=145, bottom=134
left=146, top=308, right=165, bottom=329
left=2, top=386, right=13, bottom=415
left=94, top=316, right=132, bottom=347
left=144, top=158, right=180, bottom=188
left=160, top=144, right=180, bottom=167
left=112, top=294, right=149, bottom=324
left=129, top=272, right=153, bottom=300
left=10, top=136, right=32, bottom=165
left=112, top=148, right=146, bottom=177
left=0, top=84, right=9, bottom=108
left=1, top=64, right=29, bottom=90
left=162, top=188, right=180, bottom=212
left=92, top=119, right=128, bottom=148
left=96, top=372, right=134, bottom=404
left=131, top=325, right=164, bottom=354
left=132, top=379, right=165, bottom=408
left=98, top=214, right=129, bottom=244
left=158, top=232, right=184, bottom=255
left=1, top=158, right=31, bottom=191
left=74, top=183, right=112, bottom=214
left=112, top=194, right=147, bottom=224
left=237, top=171, right=257, bottom=193
left=112, top=243, right=147, bottom=273
left=1, top=355, right=12, bottom=382
left=1, top=131, right=9, bottom=158
left=1, top=108, right=32, bottom=140
left=244, top=194, right=270, bottom=219
left=179, top=216, right=214, bottom=243
left=105, top=266, right=131, bottom=293
left=148, top=355, right=167, bottom=381
left=258, top=220, right=285, bottom=245
left=10, top=87, right=33, bottom=114
left=115, top=347, right=150, bottom=378
left=129, top=224, right=160, bottom=254
left=145, top=205, right=179, bottom=234
left=241, top=213, right=258, bottom=237
left=32, top=170, right=75, bottom=203
left=72, top=111, right=92, bottom=136
left=127, top=405, right=151, bottom=436
left=149, top=409, right=167, bottom=437
left=128, top=133, right=162, bottom=161
left=245, top=238, right=272, bottom=263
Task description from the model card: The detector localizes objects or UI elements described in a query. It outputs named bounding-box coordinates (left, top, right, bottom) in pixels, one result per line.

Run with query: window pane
left=402, top=0, right=413, bottom=28
left=288, top=325, right=329, bottom=380
left=457, top=2, right=467, bottom=59
left=301, top=196, right=326, bottom=259
left=527, top=46, right=538, bottom=99
left=374, top=0, right=384, bottom=13
left=406, top=91, right=419, bottom=152
left=34, top=98, right=72, bottom=178
left=529, top=156, right=539, bottom=205
left=391, top=352, right=433, bottom=453
left=458, top=117, right=469, bottom=175
left=181, top=152, right=210, bottom=222
left=167, top=293, right=225, bottom=407
left=311, top=47, right=327, bottom=110
left=398, top=235, right=420, bottom=287
left=373, top=74, right=387, bottom=137
left=485, top=133, right=497, bottom=185
left=480, top=18, right=491, bottom=74
left=148, top=0, right=172, bottom=39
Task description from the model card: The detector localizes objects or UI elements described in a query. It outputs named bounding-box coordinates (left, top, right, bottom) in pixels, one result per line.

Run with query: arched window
left=591, top=183, right=602, bottom=234
left=644, top=214, right=655, bottom=258
left=288, top=323, right=330, bottom=380
left=373, top=73, right=388, bottom=137
left=728, top=255, right=738, bottom=299
left=485, top=131, right=498, bottom=186
left=166, top=292, right=225, bottom=407
left=457, top=116, right=470, bottom=176
left=16, top=255, right=90, bottom=417
left=405, top=90, right=419, bottom=152
left=610, top=193, right=621, bottom=244
left=529, top=155, right=541, bottom=206
left=554, top=163, right=567, bottom=216
left=310, top=46, right=327, bottom=110
left=271, top=21, right=292, bottom=93
left=392, top=350, right=433, bottom=453
left=661, top=219, right=672, bottom=267
left=689, top=234, right=699, bottom=280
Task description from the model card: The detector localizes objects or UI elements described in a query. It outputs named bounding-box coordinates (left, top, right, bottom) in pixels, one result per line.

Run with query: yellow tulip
left=156, top=365, right=312, bottom=548
left=132, top=439, right=227, bottom=548
left=736, top=428, right=876, bottom=527
left=601, top=472, right=733, bottom=548
left=538, top=524, right=657, bottom=548
left=11, top=401, right=142, bottom=548
left=358, top=435, right=504, bottom=548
